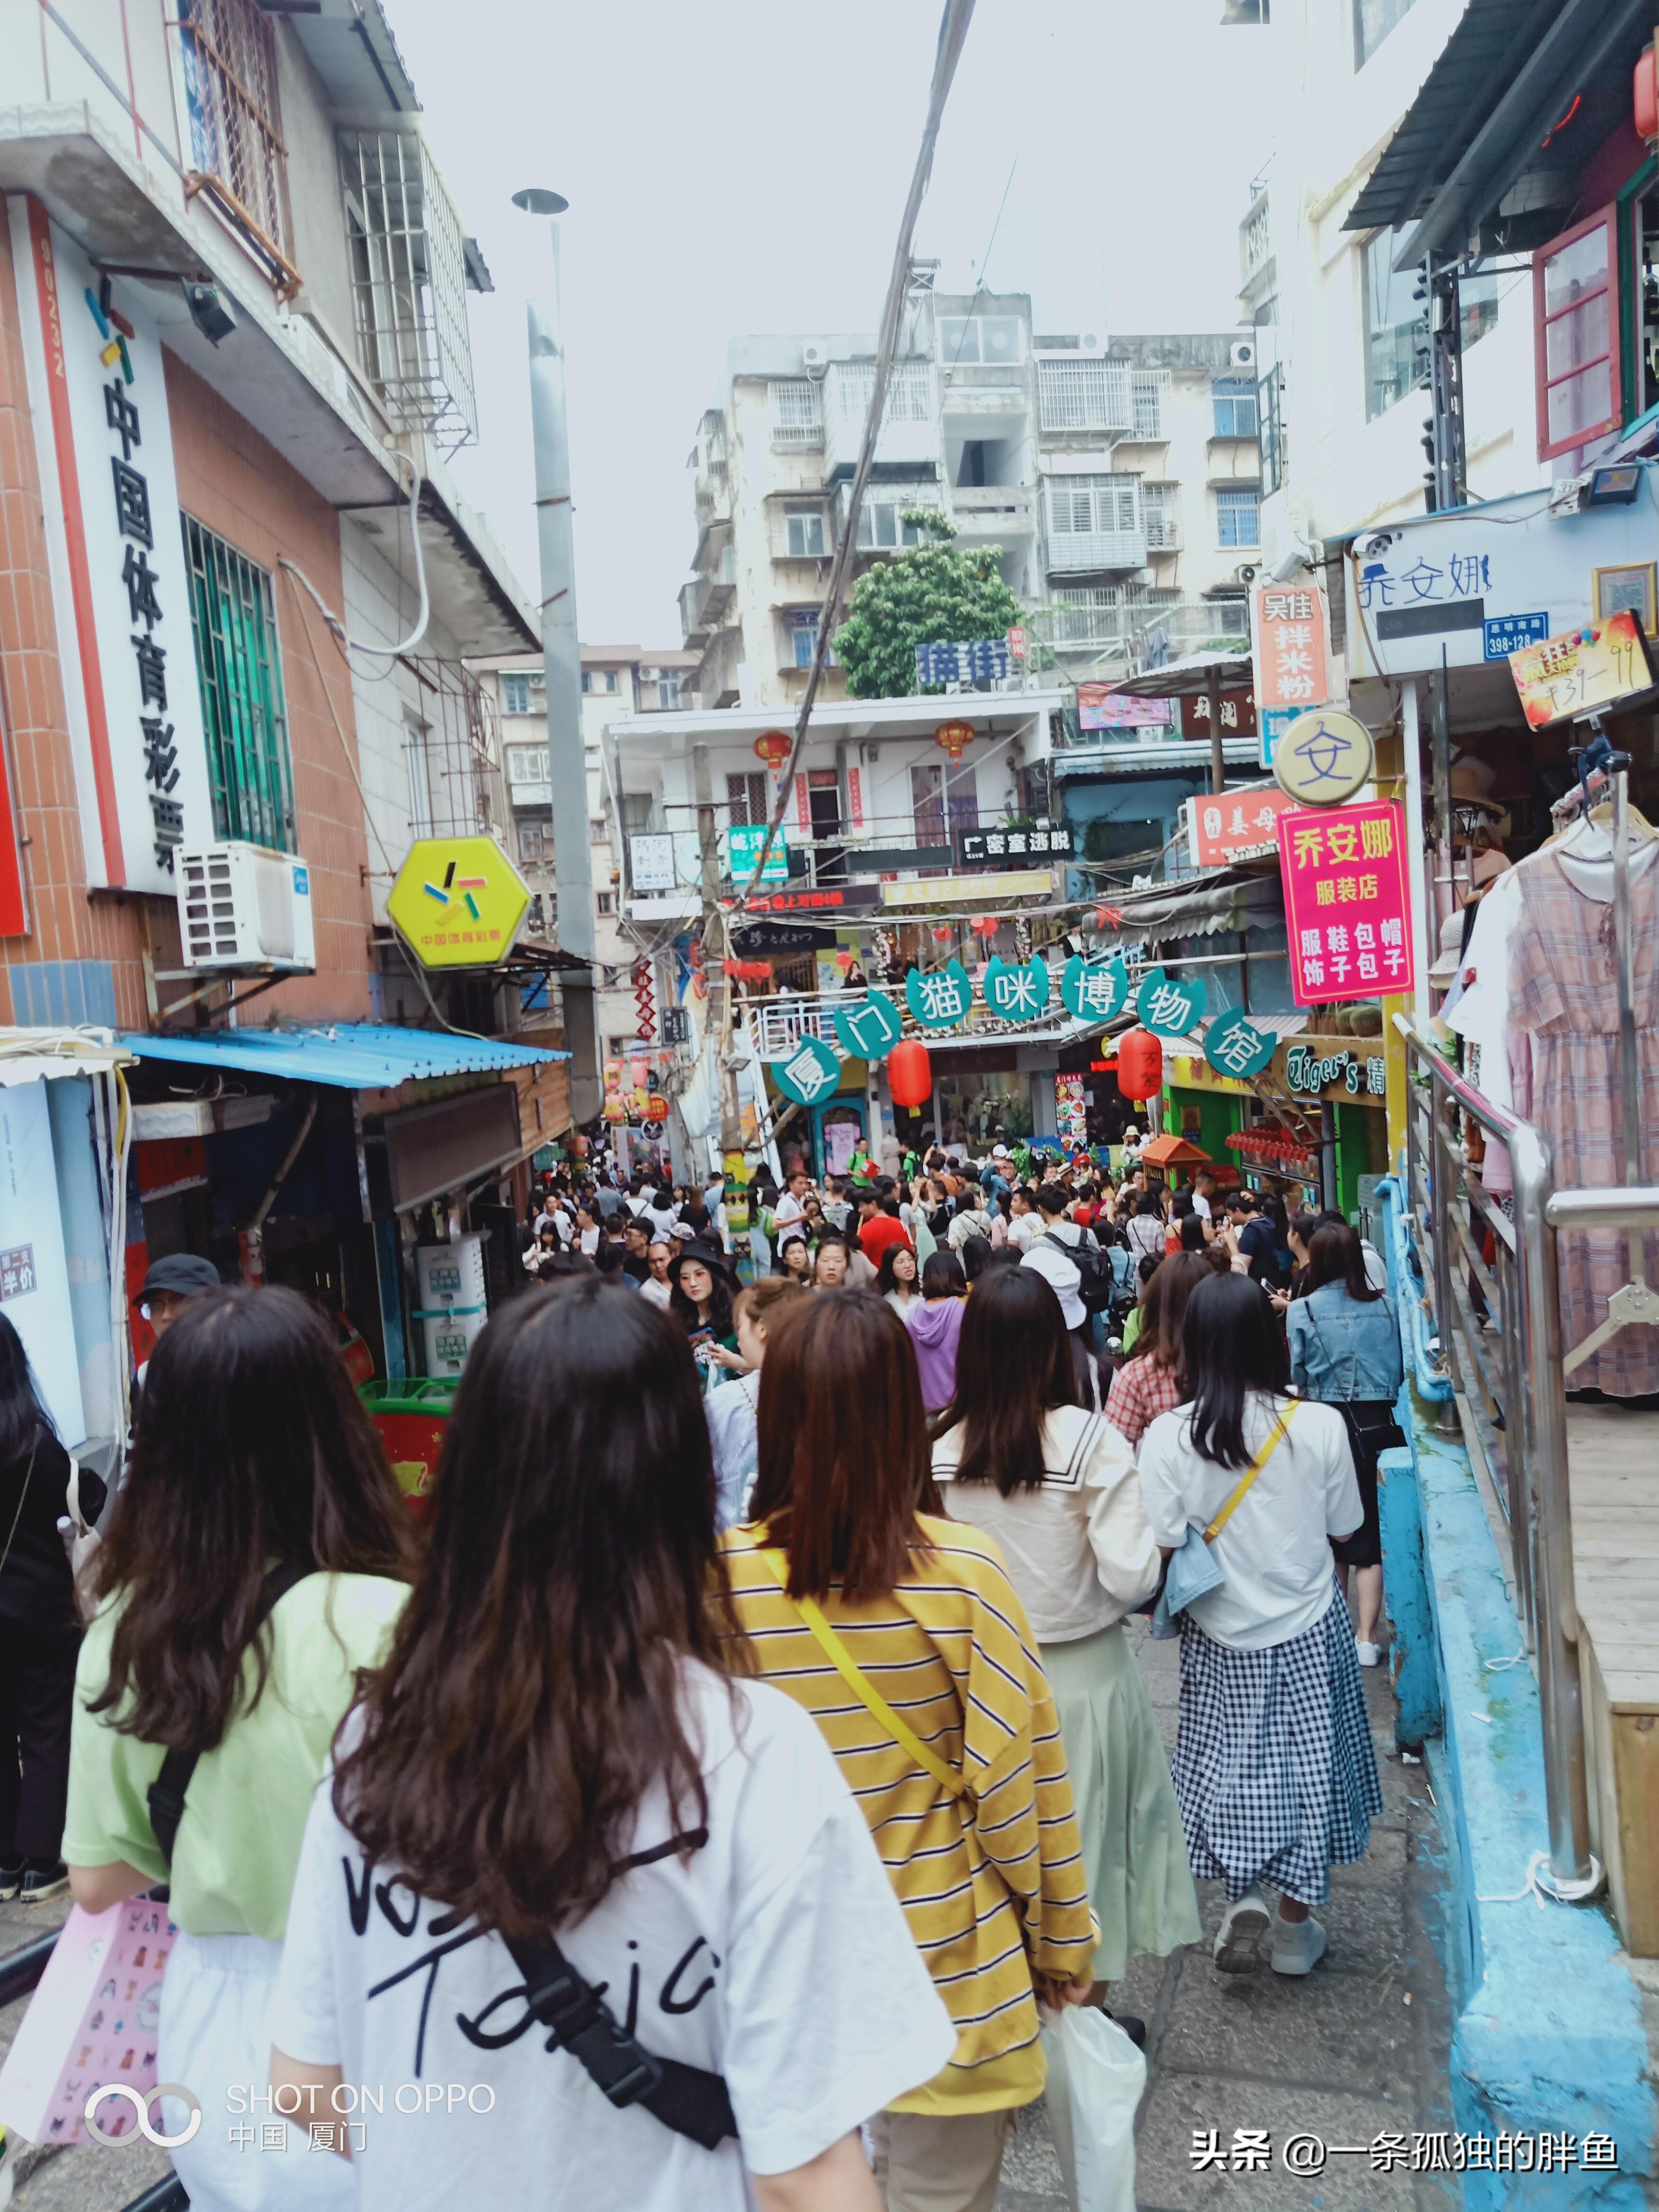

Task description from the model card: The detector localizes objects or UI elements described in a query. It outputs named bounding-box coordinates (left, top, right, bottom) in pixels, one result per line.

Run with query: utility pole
left=692, top=744, right=741, bottom=1172
left=516, top=187, right=600, bottom=1126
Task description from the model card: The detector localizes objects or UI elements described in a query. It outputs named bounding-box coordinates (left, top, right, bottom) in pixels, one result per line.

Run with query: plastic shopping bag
left=0, top=1899, right=174, bottom=2150
left=1040, top=2005, right=1145, bottom=2212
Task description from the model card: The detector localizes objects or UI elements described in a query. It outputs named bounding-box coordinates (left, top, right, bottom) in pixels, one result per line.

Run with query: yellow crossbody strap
left=1202, top=1401, right=1299, bottom=1544
left=748, top=1538, right=966, bottom=1800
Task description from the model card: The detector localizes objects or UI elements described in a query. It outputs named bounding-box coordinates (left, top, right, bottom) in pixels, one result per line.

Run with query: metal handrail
left=1395, top=1012, right=1659, bottom=1887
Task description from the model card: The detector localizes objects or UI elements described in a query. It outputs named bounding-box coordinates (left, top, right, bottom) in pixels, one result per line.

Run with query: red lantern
left=886, top=1038, right=933, bottom=1110
left=974, top=917, right=998, bottom=938
left=930, top=924, right=953, bottom=945
left=754, top=729, right=792, bottom=768
left=1115, top=1027, right=1163, bottom=1101
left=934, top=720, right=974, bottom=763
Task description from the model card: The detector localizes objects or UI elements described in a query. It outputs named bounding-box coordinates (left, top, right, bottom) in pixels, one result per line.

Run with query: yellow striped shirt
left=721, top=1514, right=1097, bottom=2115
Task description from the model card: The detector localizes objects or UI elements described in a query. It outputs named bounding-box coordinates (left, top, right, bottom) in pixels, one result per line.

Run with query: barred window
left=770, top=379, right=824, bottom=448
left=1130, top=370, right=1171, bottom=440
left=182, top=516, right=295, bottom=853
left=726, top=771, right=768, bottom=826
left=1045, top=475, right=1139, bottom=534
left=1037, top=357, right=1130, bottom=433
left=178, top=0, right=293, bottom=281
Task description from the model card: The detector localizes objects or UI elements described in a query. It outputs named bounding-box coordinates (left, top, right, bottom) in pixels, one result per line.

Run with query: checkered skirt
left=1173, top=1587, right=1383, bottom=1906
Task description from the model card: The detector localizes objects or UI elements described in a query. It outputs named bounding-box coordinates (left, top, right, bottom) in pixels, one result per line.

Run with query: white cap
left=992, top=1144, right=1009, bottom=1158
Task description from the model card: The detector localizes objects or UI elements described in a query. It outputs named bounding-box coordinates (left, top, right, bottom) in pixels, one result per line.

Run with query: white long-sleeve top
left=931, top=1405, right=1160, bottom=1643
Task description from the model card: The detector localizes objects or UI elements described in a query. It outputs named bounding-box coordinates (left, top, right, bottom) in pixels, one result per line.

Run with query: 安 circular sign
left=1272, top=708, right=1374, bottom=807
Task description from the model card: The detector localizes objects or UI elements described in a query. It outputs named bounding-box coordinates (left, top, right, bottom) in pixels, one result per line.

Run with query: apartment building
left=678, top=294, right=1264, bottom=711
left=0, top=0, right=567, bottom=1361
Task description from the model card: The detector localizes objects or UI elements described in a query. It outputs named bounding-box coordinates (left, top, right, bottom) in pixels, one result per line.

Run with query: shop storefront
left=1165, top=1031, right=1389, bottom=1218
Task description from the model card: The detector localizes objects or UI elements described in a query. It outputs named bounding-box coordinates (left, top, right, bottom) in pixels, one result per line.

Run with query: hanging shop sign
left=1285, top=1042, right=1389, bottom=1100
left=771, top=1034, right=841, bottom=1106
left=832, top=989, right=904, bottom=1062
left=1202, top=1006, right=1277, bottom=1080
left=1077, top=685, right=1172, bottom=733
left=956, top=819, right=1073, bottom=866
left=1136, top=966, right=1208, bottom=1038
left=1259, top=706, right=1302, bottom=771
left=743, top=883, right=881, bottom=915
left=1251, top=582, right=1331, bottom=716
left=880, top=869, right=1056, bottom=909
left=906, top=960, right=973, bottom=1028
left=1178, top=690, right=1256, bottom=739
left=917, top=641, right=1010, bottom=686
left=1186, top=785, right=1300, bottom=868
left=629, top=832, right=678, bottom=893
left=661, top=1005, right=693, bottom=1046
left=387, top=836, right=531, bottom=967
left=724, top=823, right=790, bottom=884
left=1055, top=1073, right=1088, bottom=1143
left=982, top=956, right=1051, bottom=1022
left=12, top=208, right=214, bottom=892
left=1507, top=611, right=1655, bottom=728
left=1278, top=801, right=1412, bottom=1007
left=1061, top=954, right=1130, bottom=1023
left=1271, top=709, right=1375, bottom=807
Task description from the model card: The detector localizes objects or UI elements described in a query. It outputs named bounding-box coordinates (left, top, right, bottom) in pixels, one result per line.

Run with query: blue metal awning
left=119, top=1022, right=567, bottom=1090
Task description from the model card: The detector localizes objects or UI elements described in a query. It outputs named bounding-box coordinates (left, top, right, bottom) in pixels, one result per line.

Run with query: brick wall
left=0, top=204, right=149, bottom=1028
left=165, top=350, right=373, bottom=1024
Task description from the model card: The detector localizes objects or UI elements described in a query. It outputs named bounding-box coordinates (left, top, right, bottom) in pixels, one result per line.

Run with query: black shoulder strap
left=501, top=1929, right=737, bottom=2151
left=147, top=1562, right=316, bottom=1865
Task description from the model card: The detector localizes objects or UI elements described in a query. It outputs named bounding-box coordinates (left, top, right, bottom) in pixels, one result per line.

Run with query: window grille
left=1216, top=488, right=1261, bottom=547
left=339, top=131, right=478, bottom=449
left=830, top=360, right=934, bottom=426
left=1037, top=357, right=1131, bottom=433
left=770, top=379, right=824, bottom=447
left=726, top=771, right=768, bottom=826
left=506, top=745, right=550, bottom=783
left=182, top=515, right=295, bottom=853
left=1048, top=586, right=1126, bottom=645
left=1045, top=476, right=1140, bottom=535
left=177, top=0, right=295, bottom=289
left=1212, top=378, right=1259, bottom=437
left=1130, top=370, right=1170, bottom=440
left=1141, top=483, right=1182, bottom=551
left=399, top=658, right=506, bottom=838
left=790, top=610, right=821, bottom=668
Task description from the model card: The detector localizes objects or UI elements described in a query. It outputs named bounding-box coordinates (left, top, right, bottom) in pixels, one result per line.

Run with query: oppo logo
left=84, top=2083, right=202, bottom=2148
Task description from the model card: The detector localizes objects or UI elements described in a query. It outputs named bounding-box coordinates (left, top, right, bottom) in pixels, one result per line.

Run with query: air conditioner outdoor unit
left=176, top=841, right=316, bottom=972
left=802, top=340, right=829, bottom=376
left=1230, top=338, right=1257, bottom=369
left=1235, top=562, right=1261, bottom=586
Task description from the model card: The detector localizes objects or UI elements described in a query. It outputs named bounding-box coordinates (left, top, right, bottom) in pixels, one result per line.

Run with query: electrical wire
left=277, top=449, right=431, bottom=669
left=737, top=0, right=976, bottom=906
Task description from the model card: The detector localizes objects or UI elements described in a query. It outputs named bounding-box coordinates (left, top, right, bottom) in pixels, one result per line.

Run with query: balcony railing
left=1143, top=515, right=1183, bottom=553
left=950, top=485, right=1035, bottom=534
left=1046, top=529, right=1147, bottom=575
left=823, top=361, right=939, bottom=479
left=1129, top=597, right=1249, bottom=669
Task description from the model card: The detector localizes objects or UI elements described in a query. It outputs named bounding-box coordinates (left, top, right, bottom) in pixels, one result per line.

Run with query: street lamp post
left=514, top=187, right=600, bottom=1126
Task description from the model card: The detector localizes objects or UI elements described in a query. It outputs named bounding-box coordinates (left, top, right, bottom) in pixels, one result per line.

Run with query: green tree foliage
left=832, top=511, right=1022, bottom=700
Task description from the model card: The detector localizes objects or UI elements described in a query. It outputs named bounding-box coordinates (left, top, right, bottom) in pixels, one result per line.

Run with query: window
left=726, top=771, right=769, bottom=826
left=589, top=817, right=608, bottom=839
left=1141, top=483, right=1180, bottom=552
left=1363, top=228, right=1427, bottom=420
left=580, top=671, right=592, bottom=693
left=1258, top=369, right=1286, bottom=496
left=784, top=505, right=828, bottom=559
left=910, top=763, right=977, bottom=846
left=517, top=820, right=552, bottom=864
left=596, top=892, right=615, bottom=916
left=1354, top=0, right=1417, bottom=69
left=1535, top=207, right=1618, bottom=458
left=1130, top=370, right=1169, bottom=440
left=501, top=671, right=541, bottom=715
left=770, top=378, right=824, bottom=448
left=177, top=0, right=292, bottom=275
left=1212, top=378, right=1258, bottom=437
left=790, top=609, right=821, bottom=667
left=1037, top=357, right=1131, bottom=433
left=1045, top=475, right=1140, bottom=536
left=857, top=494, right=934, bottom=549
left=505, top=744, right=549, bottom=784
left=181, top=515, right=296, bottom=852
left=1216, top=488, right=1261, bottom=547
left=937, top=315, right=1023, bottom=368
left=339, top=131, right=477, bottom=449
left=622, top=792, right=654, bottom=832
left=655, top=672, right=682, bottom=708
left=606, top=1034, right=634, bottom=1058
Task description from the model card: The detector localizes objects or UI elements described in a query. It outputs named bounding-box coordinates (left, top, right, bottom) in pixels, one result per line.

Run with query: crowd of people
left=0, top=1128, right=1405, bottom=2212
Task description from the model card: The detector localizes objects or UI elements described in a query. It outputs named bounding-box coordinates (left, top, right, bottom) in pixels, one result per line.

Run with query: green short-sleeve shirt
left=63, top=1572, right=407, bottom=1940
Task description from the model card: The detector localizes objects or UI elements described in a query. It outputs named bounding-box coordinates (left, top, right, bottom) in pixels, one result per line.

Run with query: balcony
left=1143, top=513, right=1183, bottom=553
left=1128, top=597, right=1250, bottom=670
left=680, top=548, right=736, bottom=643
left=938, top=374, right=1029, bottom=425
left=339, top=129, right=478, bottom=451
left=950, top=484, right=1035, bottom=537
left=823, top=361, right=940, bottom=480
left=1046, top=528, right=1146, bottom=575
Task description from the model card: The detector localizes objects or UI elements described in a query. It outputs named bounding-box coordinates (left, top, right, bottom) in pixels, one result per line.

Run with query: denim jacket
left=1287, top=1281, right=1403, bottom=1404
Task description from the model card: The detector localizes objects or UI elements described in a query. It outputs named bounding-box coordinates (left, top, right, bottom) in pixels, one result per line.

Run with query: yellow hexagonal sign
left=387, top=836, right=530, bottom=969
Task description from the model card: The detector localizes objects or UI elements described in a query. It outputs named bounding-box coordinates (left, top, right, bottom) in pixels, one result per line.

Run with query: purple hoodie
left=906, top=1297, right=965, bottom=1413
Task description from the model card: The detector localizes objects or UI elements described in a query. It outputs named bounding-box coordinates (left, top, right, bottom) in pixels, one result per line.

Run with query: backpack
left=1042, top=1229, right=1117, bottom=1315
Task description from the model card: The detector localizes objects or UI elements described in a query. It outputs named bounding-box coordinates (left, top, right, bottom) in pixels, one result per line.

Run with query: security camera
left=1269, top=542, right=1316, bottom=584
left=1360, top=531, right=1397, bottom=558
left=182, top=279, right=236, bottom=346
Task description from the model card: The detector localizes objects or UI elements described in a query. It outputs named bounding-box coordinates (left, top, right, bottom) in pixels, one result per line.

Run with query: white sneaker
left=1213, top=1886, right=1271, bottom=1975
left=1271, top=1914, right=1328, bottom=1976
left=1355, top=1639, right=1382, bottom=1667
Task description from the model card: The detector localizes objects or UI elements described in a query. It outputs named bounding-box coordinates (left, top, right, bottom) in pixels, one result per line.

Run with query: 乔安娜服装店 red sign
left=1277, top=800, right=1412, bottom=1006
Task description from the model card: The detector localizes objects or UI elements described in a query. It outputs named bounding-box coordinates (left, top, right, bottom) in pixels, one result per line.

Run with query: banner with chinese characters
left=10, top=205, right=213, bottom=893
left=1251, top=583, right=1330, bottom=714
left=1178, top=690, right=1256, bottom=739
left=1507, top=612, right=1654, bottom=728
left=956, top=820, right=1072, bottom=866
left=1277, top=802, right=1412, bottom=1006
left=1077, top=686, right=1172, bottom=733
left=1187, top=786, right=1299, bottom=868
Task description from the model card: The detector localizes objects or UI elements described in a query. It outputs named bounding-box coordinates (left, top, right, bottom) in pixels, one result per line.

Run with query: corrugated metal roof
left=118, top=1023, right=567, bottom=1091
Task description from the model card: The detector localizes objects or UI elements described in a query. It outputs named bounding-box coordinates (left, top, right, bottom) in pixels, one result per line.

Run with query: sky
left=387, top=0, right=1284, bottom=647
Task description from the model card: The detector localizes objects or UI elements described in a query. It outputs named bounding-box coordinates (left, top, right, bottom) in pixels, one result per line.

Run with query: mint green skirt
left=1042, top=1622, right=1202, bottom=1981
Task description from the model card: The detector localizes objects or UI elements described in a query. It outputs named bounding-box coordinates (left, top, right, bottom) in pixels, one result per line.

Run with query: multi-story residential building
left=678, top=297, right=1265, bottom=711
left=472, top=645, right=698, bottom=1060
left=0, top=0, right=563, bottom=1394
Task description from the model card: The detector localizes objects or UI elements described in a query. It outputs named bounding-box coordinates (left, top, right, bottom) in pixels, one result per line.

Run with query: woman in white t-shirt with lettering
left=270, top=1276, right=952, bottom=2212
left=1136, top=1272, right=1382, bottom=1984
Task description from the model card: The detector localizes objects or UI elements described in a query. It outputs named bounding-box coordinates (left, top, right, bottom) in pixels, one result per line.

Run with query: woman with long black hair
left=271, top=1277, right=951, bottom=2212
left=0, top=1313, right=87, bottom=1903
left=1137, top=1272, right=1382, bottom=1981
left=931, top=1268, right=1200, bottom=2004
left=64, top=1286, right=418, bottom=2210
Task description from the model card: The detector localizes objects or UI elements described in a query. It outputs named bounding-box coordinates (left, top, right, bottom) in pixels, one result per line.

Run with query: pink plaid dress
left=1508, top=852, right=1659, bottom=1397
left=1105, top=1356, right=1184, bottom=1445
